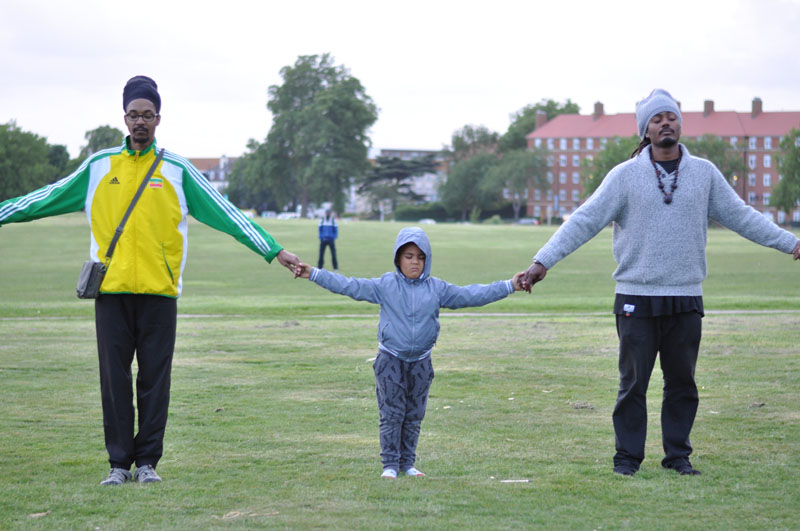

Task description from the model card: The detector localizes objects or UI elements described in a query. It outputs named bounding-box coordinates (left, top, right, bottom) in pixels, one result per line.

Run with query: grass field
left=1, top=214, right=799, bottom=529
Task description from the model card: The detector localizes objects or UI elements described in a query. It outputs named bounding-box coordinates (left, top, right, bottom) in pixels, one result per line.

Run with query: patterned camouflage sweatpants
left=373, top=351, right=435, bottom=471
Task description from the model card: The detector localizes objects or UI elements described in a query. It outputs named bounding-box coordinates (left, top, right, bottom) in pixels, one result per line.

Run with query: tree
left=445, top=125, right=499, bottom=163
left=498, top=99, right=580, bottom=153
left=225, top=139, right=282, bottom=212
left=358, top=154, right=439, bottom=213
left=580, top=135, right=641, bottom=197
left=771, top=129, right=800, bottom=214
left=486, top=148, right=549, bottom=220
left=683, top=134, right=745, bottom=183
left=439, top=152, right=499, bottom=221
left=0, top=121, right=60, bottom=201
left=79, top=125, right=124, bottom=159
left=265, top=53, right=378, bottom=216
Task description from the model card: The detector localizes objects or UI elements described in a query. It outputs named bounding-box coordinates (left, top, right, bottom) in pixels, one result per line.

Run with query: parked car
left=515, top=218, right=539, bottom=225
left=418, top=218, right=437, bottom=224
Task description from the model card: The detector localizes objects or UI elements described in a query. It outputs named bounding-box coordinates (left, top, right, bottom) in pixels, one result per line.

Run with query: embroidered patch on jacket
left=149, top=177, right=163, bottom=188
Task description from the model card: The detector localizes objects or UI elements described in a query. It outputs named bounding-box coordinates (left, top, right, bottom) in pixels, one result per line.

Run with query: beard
left=653, top=135, right=678, bottom=149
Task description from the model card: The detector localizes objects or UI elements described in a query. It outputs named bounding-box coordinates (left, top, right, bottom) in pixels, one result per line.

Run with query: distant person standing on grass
left=295, top=227, right=525, bottom=478
left=521, top=89, right=800, bottom=477
left=0, top=75, right=302, bottom=486
left=318, top=209, right=338, bottom=271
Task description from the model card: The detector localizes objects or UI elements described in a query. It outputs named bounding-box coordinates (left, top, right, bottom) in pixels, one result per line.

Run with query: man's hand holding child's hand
left=512, top=272, right=527, bottom=291
left=293, top=262, right=312, bottom=279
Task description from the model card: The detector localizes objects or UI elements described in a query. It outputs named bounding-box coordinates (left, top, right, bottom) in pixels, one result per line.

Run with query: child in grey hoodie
left=296, top=227, right=524, bottom=478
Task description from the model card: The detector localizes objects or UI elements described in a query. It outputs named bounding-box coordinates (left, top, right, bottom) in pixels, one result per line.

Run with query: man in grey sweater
left=522, top=89, right=800, bottom=477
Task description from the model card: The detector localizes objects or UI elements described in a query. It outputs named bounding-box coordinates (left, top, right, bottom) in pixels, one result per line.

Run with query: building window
left=763, top=192, right=771, bottom=205
left=559, top=189, right=566, bottom=201
left=764, top=137, right=772, bottom=149
left=572, top=155, right=580, bottom=167
left=778, top=211, right=785, bottom=224
left=730, top=137, right=737, bottom=147
left=559, top=138, right=567, bottom=150
left=547, top=190, right=553, bottom=200
left=534, top=205, right=541, bottom=218
left=572, top=172, right=580, bottom=184
left=534, top=189, right=541, bottom=200
left=748, top=192, right=757, bottom=204
left=546, top=138, right=553, bottom=149
left=764, top=173, right=771, bottom=187
left=749, top=137, right=757, bottom=149
left=547, top=156, right=554, bottom=167
left=534, top=138, right=542, bottom=148
left=748, top=173, right=757, bottom=187
left=794, top=211, right=800, bottom=223
left=587, top=138, right=594, bottom=150
left=600, top=138, right=608, bottom=147
left=795, top=137, right=800, bottom=148
left=748, top=155, right=757, bottom=169
left=572, top=190, right=579, bottom=201
left=559, top=172, right=567, bottom=184
left=585, top=154, right=593, bottom=163
left=764, top=154, right=771, bottom=168
left=573, top=138, right=580, bottom=150
left=559, top=154, right=567, bottom=166
left=547, top=172, right=553, bottom=183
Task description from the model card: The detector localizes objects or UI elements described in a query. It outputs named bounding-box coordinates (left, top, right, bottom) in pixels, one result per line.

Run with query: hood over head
left=393, top=227, right=432, bottom=280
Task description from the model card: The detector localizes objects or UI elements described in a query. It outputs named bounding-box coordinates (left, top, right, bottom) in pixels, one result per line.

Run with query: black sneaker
left=613, top=464, right=637, bottom=476
left=100, top=468, right=132, bottom=485
left=664, top=460, right=701, bottom=476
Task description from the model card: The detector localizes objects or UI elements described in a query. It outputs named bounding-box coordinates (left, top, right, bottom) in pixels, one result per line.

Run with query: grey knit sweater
left=534, top=145, right=798, bottom=296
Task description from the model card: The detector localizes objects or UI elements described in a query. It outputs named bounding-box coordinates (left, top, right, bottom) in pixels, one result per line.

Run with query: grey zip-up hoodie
left=534, top=144, right=798, bottom=296
left=309, top=227, right=514, bottom=361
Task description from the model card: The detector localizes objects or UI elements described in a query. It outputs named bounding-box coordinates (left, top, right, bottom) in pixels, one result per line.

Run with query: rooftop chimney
left=703, top=100, right=714, bottom=117
left=593, top=102, right=604, bottom=120
left=752, top=97, right=763, bottom=117
left=535, top=110, right=548, bottom=130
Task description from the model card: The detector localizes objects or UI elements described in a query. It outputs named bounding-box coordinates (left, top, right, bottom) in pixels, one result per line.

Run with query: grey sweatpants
left=373, top=351, right=434, bottom=471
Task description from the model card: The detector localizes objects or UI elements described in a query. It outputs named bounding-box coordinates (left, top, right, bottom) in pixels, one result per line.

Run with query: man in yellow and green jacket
left=0, top=75, right=301, bottom=486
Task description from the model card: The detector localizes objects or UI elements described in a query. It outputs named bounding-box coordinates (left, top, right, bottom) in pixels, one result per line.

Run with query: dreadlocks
left=631, top=137, right=651, bottom=158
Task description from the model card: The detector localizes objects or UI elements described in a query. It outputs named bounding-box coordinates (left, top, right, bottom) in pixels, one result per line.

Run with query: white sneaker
left=381, top=468, right=398, bottom=479
left=404, top=467, right=425, bottom=477
left=133, top=464, right=162, bottom=483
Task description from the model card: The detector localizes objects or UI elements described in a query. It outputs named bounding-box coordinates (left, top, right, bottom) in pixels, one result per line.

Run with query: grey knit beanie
left=635, top=89, right=681, bottom=139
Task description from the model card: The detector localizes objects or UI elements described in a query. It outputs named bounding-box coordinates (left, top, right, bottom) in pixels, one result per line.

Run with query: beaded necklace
left=649, top=145, right=682, bottom=204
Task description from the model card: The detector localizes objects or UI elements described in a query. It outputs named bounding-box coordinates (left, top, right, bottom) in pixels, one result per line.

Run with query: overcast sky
left=2, top=0, right=799, bottom=160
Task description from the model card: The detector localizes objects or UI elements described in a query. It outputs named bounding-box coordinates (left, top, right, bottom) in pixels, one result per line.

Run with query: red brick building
left=525, top=99, right=800, bottom=224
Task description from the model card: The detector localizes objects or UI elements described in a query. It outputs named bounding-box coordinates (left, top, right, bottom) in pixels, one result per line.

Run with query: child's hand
left=294, top=262, right=312, bottom=279
left=511, top=272, right=527, bottom=292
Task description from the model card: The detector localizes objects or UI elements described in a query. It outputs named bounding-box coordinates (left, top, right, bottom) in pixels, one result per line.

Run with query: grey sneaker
left=134, top=465, right=162, bottom=483
left=100, top=468, right=132, bottom=486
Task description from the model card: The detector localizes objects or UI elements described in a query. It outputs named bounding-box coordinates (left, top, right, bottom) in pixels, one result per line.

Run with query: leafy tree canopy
left=0, top=121, right=61, bottom=201
left=79, top=125, right=124, bottom=159
left=498, top=99, right=580, bottom=153
left=771, top=129, right=800, bottom=214
left=683, top=134, right=745, bottom=183
left=486, top=148, right=549, bottom=220
left=358, top=154, right=439, bottom=213
left=439, top=152, right=499, bottom=221
left=579, top=135, right=640, bottom=198
left=445, top=125, right=499, bottom=163
left=265, top=53, right=378, bottom=215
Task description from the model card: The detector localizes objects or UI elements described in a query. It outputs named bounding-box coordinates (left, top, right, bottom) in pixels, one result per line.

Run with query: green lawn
left=1, top=214, right=799, bottom=529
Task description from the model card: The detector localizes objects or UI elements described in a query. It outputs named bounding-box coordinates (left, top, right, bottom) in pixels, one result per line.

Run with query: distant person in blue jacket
left=318, top=209, right=338, bottom=271
left=296, top=227, right=524, bottom=478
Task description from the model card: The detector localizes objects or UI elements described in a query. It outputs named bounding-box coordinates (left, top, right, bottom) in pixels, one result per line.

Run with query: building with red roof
left=526, top=99, right=800, bottom=224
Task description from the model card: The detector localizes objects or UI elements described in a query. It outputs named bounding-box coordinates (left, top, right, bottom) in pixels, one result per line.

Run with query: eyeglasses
left=125, top=112, right=158, bottom=123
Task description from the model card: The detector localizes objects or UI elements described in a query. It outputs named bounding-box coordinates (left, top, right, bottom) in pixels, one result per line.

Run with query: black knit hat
left=122, top=75, right=161, bottom=113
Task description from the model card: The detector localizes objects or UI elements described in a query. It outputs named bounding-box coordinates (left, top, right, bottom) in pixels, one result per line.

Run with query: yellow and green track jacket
left=0, top=139, right=283, bottom=298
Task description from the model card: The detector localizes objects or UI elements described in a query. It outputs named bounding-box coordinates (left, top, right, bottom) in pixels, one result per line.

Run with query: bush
left=394, top=202, right=449, bottom=222
left=483, top=214, right=503, bottom=225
